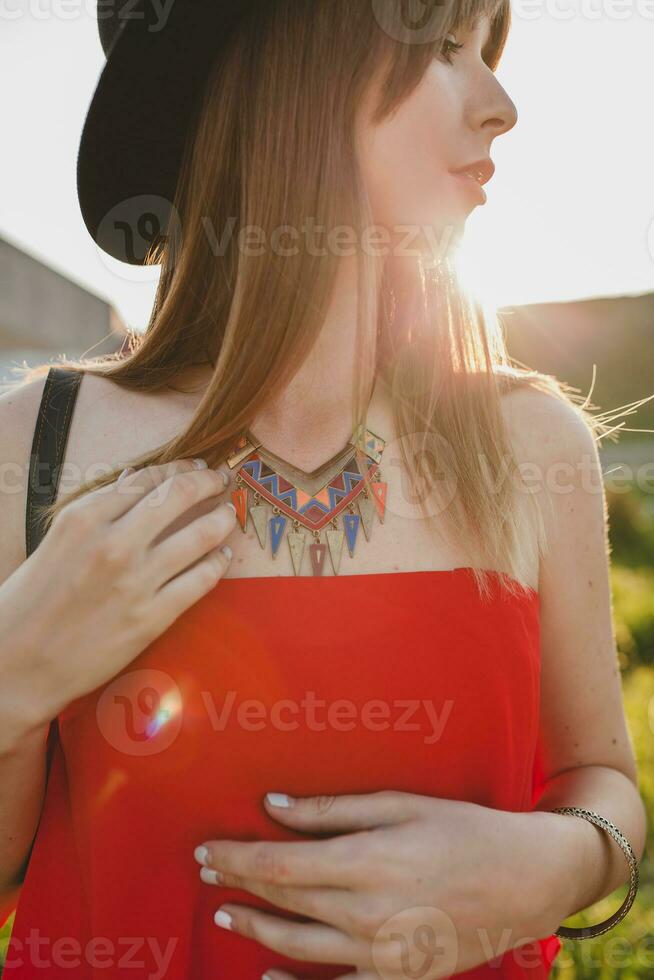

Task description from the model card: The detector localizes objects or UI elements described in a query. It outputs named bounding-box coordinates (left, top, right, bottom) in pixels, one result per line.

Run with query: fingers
left=149, top=539, right=234, bottom=631
left=262, top=973, right=374, bottom=980
left=212, top=904, right=365, bottom=968
left=151, top=500, right=238, bottom=589
left=198, top=868, right=353, bottom=935
left=195, top=835, right=365, bottom=889
left=114, top=463, right=231, bottom=549
left=64, top=456, right=211, bottom=525
left=263, top=790, right=417, bottom=833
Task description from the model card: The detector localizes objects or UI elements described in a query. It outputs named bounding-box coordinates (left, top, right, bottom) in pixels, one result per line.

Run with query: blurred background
left=1, top=2, right=653, bottom=976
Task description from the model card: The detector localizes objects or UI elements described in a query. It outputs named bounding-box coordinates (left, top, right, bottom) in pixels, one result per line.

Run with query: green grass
left=551, top=664, right=654, bottom=978
left=0, top=911, right=13, bottom=978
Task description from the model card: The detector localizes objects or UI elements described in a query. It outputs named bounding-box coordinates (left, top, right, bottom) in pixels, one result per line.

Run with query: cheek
left=360, top=88, right=459, bottom=233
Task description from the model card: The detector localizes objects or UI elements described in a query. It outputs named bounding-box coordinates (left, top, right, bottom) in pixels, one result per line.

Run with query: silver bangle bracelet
left=550, top=806, right=640, bottom=940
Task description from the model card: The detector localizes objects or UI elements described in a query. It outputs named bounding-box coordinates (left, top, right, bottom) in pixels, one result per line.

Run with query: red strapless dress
left=2, top=568, right=562, bottom=978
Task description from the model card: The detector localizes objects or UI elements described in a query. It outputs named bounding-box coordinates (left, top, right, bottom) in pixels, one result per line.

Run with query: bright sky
left=1, top=2, right=653, bottom=330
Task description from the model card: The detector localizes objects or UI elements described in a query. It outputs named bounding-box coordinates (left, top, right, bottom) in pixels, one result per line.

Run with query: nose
left=474, top=78, right=518, bottom=139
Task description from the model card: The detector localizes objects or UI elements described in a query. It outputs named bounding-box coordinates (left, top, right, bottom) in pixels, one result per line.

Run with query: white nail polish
left=194, top=845, right=209, bottom=865
left=200, top=867, right=223, bottom=885
left=266, top=792, right=292, bottom=807
left=117, top=466, right=135, bottom=486
left=214, top=909, right=232, bottom=929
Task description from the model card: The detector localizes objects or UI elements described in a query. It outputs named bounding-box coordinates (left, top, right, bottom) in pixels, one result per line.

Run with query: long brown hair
left=18, top=0, right=629, bottom=598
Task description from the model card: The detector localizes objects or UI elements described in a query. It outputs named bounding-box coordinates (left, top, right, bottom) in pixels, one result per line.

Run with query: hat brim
left=76, top=0, right=249, bottom=265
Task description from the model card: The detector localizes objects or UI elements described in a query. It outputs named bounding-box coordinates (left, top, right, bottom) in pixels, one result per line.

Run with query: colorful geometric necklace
left=225, top=422, right=388, bottom=576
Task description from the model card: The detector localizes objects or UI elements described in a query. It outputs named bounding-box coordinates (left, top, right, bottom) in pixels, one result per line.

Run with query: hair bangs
left=369, top=0, right=512, bottom=124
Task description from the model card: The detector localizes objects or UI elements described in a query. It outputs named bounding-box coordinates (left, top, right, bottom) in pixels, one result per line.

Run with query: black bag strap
left=25, top=366, right=83, bottom=560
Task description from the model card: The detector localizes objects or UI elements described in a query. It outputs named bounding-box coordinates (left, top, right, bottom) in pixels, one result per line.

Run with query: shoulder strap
left=25, top=366, right=83, bottom=559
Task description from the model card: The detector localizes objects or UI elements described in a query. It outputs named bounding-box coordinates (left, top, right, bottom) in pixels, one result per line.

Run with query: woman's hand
left=0, top=457, right=237, bottom=747
left=194, top=790, right=567, bottom=979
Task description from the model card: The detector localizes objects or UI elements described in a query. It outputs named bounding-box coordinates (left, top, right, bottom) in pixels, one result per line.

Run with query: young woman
left=0, top=1, right=647, bottom=978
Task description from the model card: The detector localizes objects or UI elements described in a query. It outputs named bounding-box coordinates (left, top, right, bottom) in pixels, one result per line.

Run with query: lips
left=450, top=158, right=495, bottom=186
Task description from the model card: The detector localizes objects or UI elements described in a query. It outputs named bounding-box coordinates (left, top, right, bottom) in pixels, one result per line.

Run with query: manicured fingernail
left=266, top=792, right=294, bottom=807
left=214, top=908, right=232, bottom=929
left=192, top=458, right=209, bottom=469
left=262, top=974, right=274, bottom=980
left=194, top=845, right=210, bottom=865
left=200, top=867, right=223, bottom=885
left=117, top=466, right=135, bottom=485
left=225, top=501, right=237, bottom=515
left=221, top=545, right=233, bottom=560
left=217, top=468, right=231, bottom=487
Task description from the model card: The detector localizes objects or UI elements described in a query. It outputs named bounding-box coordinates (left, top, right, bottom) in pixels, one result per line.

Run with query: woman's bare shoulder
left=56, top=370, right=196, bottom=495
left=499, top=379, right=595, bottom=468
left=0, top=372, right=118, bottom=573
left=0, top=369, right=192, bottom=570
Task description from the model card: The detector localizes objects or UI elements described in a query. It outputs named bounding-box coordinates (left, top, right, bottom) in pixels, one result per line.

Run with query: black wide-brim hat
left=76, top=0, right=254, bottom=265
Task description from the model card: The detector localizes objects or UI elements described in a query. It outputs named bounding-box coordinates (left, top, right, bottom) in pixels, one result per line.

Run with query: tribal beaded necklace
left=225, top=422, right=388, bottom=576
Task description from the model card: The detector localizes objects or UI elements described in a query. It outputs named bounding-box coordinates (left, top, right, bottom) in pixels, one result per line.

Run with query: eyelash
left=440, top=37, right=464, bottom=64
